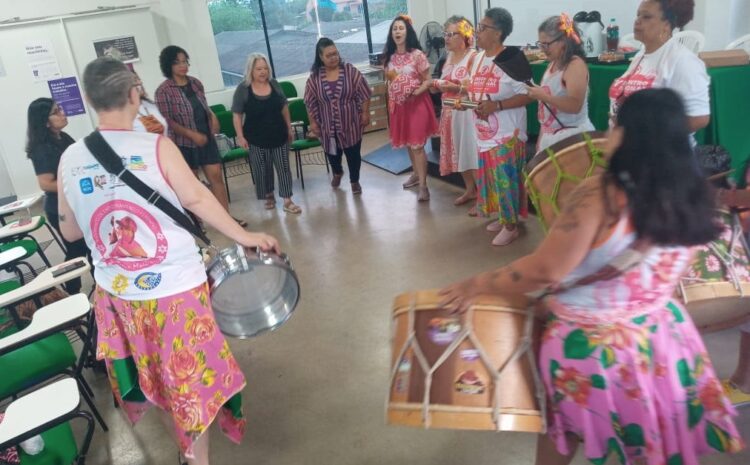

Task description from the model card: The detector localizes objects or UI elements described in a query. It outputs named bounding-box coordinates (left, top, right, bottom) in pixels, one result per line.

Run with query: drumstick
left=707, top=169, right=735, bottom=182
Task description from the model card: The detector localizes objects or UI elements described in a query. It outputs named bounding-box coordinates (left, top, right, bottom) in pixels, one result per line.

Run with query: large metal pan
left=206, top=244, right=300, bottom=338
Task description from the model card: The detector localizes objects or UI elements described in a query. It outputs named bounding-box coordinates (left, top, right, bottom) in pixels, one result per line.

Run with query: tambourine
left=205, top=244, right=300, bottom=338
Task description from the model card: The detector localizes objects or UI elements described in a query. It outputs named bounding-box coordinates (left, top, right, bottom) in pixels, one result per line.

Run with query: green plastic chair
left=0, top=240, right=49, bottom=283
left=209, top=104, right=226, bottom=114
left=279, top=81, right=298, bottom=98
left=287, top=99, right=327, bottom=189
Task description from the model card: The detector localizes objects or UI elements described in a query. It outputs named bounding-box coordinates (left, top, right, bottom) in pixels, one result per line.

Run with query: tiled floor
left=8, top=130, right=749, bottom=464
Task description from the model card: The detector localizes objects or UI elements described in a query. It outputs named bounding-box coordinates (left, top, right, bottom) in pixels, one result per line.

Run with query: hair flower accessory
left=559, top=13, right=582, bottom=44
left=457, top=20, right=474, bottom=39
left=398, top=14, right=413, bottom=26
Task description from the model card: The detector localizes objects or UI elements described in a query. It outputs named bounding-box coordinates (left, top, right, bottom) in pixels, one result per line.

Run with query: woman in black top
left=232, top=53, right=301, bottom=214
left=26, top=98, right=90, bottom=294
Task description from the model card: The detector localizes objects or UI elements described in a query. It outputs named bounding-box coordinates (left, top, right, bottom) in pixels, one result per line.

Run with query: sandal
left=402, top=174, right=419, bottom=189
left=264, top=196, right=275, bottom=210
left=722, top=379, right=750, bottom=406
left=232, top=216, right=248, bottom=227
left=351, top=182, right=362, bottom=195
left=283, top=203, right=302, bottom=215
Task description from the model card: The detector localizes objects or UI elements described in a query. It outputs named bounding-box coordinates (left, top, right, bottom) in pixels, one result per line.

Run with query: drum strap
left=83, top=130, right=212, bottom=246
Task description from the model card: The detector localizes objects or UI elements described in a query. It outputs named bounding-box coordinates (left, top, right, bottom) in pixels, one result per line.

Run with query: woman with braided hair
left=527, top=14, right=595, bottom=152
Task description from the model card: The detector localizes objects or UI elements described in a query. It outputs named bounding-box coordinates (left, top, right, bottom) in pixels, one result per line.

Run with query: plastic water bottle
left=606, top=18, right=620, bottom=51
left=20, top=435, right=45, bottom=455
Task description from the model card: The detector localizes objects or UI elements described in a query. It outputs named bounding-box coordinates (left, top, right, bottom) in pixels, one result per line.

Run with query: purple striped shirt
left=304, top=62, right=371, bottom=154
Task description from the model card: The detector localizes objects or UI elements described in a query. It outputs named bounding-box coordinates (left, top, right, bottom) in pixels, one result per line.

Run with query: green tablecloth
left=527, top=62, right=750, bottom=182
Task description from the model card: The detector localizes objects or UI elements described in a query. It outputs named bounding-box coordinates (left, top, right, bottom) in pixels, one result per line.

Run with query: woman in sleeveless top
left=432, top=16, right=479, bottom=209
left=232, top=53, right=301, bottom=214
left=527, top=14, right=595, bottom=153
left=441, top=88, right=744, bottom=465
left=58, top=57, right=281, bottom=465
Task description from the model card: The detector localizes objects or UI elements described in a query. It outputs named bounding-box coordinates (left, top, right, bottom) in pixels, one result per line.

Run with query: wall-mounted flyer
left=93, top=36, right=140, bottom=63
left=48, top=77, right=86, bottom=116
left=25, top=40, right=62, bottom=82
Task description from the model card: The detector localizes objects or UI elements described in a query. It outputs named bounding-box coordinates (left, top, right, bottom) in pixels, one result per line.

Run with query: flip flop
left=283, top=203, right=302, bottom=215
left=722, top=379, right=750, bottom=407
left=264, top=199, right=275, bottom=210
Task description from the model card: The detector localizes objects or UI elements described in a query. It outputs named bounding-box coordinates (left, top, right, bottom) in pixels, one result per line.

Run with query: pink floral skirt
left=93, top=283, right=247, bottom=458
left=540, top=299, right=744, bottom=464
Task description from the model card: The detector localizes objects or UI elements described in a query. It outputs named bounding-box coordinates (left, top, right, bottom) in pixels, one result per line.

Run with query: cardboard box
left=699, top=50, right=750, bottom=68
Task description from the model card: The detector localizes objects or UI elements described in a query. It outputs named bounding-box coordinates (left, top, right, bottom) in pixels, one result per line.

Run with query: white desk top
left=0, top=293, right=90, bottom=353
left=0, top=194, right=43, bottom=216
left=0, top=246, right=25, bottom=268
left=0, top=258, right=90, bottom=308
left=0, top=378, right=79, bottom=445
left=0, top=216, right=44, bottom=240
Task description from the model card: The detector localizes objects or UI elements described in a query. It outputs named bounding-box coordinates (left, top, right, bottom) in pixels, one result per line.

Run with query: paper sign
left=25, top=40, right=62, bottom=82
left=48, top=77, right=86, bottom=116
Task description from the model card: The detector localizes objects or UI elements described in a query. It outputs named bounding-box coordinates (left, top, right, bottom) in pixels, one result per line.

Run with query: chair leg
left=29, top=237, right=52, bottom=268
left=222, top=162, right=231, bottom=203
left=74, top=410, right=95, bottom=464
left=76, top=377, right=109, bottom=431
left=44, top=223, right=68, bottom=255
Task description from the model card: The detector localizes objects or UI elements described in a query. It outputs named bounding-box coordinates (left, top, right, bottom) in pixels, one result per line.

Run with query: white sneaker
left=491, top=227, right=519, bottom=246
left=486, top=222, right=503, bottom=232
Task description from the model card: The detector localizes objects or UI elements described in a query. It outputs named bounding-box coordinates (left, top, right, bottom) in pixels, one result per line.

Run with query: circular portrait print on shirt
left=90, top=200, right=168, bottom=271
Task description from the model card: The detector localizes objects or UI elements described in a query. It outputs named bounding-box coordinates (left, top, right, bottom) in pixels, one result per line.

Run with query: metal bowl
left=207, top=245, right=300, bottom=338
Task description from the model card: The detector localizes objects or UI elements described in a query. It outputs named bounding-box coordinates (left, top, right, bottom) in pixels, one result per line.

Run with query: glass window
left=208, top=0, right=269, bottom=88
left=367, top=0, right=407, bottom=55
left=207, top=0, right=409, bottom=86
left=266, top=0, right=369, bottom=79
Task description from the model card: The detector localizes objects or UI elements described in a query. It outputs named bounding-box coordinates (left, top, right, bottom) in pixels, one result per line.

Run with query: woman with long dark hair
left=25, top=98, right=90, bottom=294
left=383, top=15, right=438, bottom=201
left=441, top=88, right=744, bottom=465
left=304, top=37, right=371, bottom=194
left=527, top=14, right=595, bottom=151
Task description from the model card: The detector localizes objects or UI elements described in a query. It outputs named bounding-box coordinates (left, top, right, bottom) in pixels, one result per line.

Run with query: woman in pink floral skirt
left=383, top=15, right=439, bottom=201
left=441, top=88, right=744, bottom=465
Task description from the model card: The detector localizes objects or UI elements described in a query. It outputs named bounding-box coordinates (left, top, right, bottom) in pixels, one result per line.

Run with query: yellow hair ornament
left=559, top=13, right=582, bottom=44
left=456, top=20, right=474, bottom=40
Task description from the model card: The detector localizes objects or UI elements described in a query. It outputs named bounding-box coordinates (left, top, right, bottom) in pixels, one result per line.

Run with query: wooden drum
left=524, top=131, right=608, bottom=232
left=387, top=290, right=544, bottom=433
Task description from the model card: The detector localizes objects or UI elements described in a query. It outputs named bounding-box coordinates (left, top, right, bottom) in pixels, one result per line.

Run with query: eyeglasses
left=476, top=23, right=499, bottom=33
left=535, top=37, right=563, bottom=49
left=49, top=106, right=65, bottom=116
left=443, top=32, right=461, bottom=39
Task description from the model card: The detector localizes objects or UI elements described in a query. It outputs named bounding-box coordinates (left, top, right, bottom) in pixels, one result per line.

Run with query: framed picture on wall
left=93, top=36, right=140, bottom=63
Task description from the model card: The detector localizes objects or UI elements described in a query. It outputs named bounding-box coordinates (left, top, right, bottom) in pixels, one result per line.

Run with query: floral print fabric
left=540, top=245, right=744, bottom=465
left=93, top=283, right=246, bottom=458
left=476, top=134, right=527, bottom=224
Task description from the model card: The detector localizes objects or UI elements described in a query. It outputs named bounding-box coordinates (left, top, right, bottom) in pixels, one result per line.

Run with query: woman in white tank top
left=527, top=14, right=595, bottom=152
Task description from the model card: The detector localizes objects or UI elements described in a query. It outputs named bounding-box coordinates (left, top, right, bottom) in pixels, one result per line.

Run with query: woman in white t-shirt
left=462, top=8, right=531, bottom=246
left=132, top=72, right=169, bottom=135
left=608, top=0, right=710, bottom=133
left=527, top=14, right=595, bottom=152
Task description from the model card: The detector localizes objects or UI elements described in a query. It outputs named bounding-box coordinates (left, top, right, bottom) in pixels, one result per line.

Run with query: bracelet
left=497, top=100, right=504, bottom=111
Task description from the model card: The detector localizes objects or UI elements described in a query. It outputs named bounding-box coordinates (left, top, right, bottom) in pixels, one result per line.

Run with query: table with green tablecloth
left=526, top=62, right=750, bottom=181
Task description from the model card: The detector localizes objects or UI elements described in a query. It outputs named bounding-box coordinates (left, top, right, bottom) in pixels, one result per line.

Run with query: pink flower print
left=706, top=255, right=721, bottom=273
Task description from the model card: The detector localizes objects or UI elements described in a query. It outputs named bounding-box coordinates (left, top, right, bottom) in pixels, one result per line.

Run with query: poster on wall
left=48, top=77, right=86, bottom=117
left=93, top=36, right=140, bottom=63
left=25, top=40, right=62, bottom=82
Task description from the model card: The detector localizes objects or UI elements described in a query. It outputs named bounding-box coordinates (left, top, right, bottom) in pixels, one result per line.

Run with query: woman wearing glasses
left=383, top=14, right=439, bottom=202
left=526, top=14, right=594, bottom=152
left=465, top=8, right=531, bottom=246
left=155, top=46, right=246, bottom=227
left=304, top=37, right=371, bottom=195
left=608, top=0, right=709, bottom=135
left=132, top=72, right=168, bottom=135
left=433, top=16, right=479, bottom=210
left=25, top=98, right=91, bottom=294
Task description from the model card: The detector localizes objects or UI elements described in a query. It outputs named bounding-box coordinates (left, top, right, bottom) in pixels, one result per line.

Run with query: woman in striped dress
left=232, top=53, right=302, bottom=214
left=304, top=37, right=372, bottom=195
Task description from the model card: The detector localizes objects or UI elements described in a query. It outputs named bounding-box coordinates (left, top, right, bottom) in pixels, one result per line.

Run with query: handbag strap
left=83, top=130, right=212, bottom=246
